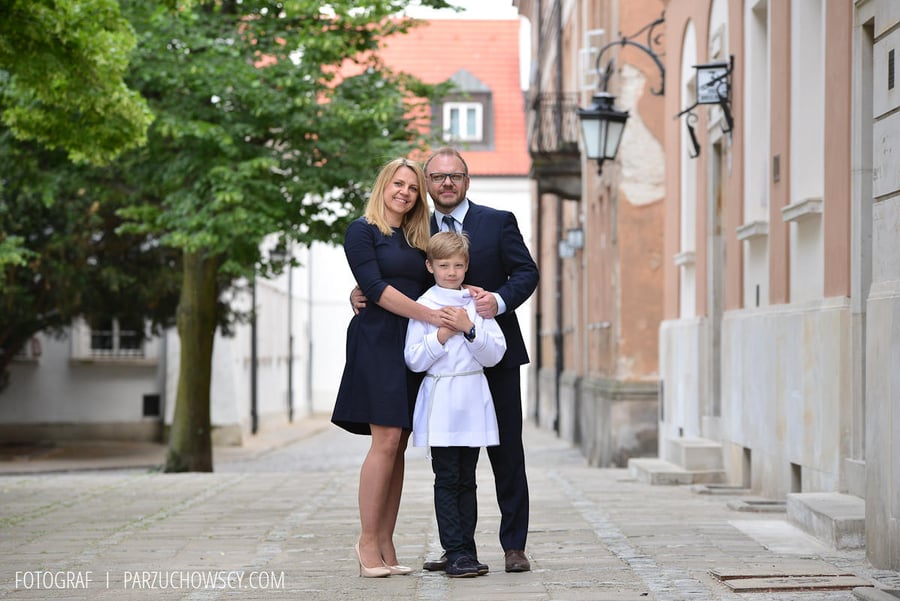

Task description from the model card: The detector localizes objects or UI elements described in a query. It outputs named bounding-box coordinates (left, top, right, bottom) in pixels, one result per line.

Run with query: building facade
left=514, top=0, right=666, bottom=467
left=655, top=0, right=898, bottom=570
left=515, top=0, right=898, bottom=570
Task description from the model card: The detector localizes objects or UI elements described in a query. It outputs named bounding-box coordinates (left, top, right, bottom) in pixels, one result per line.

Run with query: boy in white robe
left=404, top=232, right=507, bottom=578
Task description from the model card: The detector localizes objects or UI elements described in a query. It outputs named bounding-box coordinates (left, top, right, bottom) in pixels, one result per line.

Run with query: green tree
left=0, top=0, right=156, bottom=279
left=116, top=0, right=451, bottom=472
left=0, top=0, right=153, bottom=165
left=0, top=132, right=182, bottom=391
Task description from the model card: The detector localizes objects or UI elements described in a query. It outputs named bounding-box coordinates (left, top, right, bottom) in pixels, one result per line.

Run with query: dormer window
left=443, top=102, right=484, bottom=142
left=436, top=69, right=493, bottom=150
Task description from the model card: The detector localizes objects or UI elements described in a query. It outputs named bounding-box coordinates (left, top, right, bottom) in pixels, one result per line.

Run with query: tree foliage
left=109, top=0, right=452, bottom=471
left=0, top=132, right=182, bottom=391
left=119, top=0, right=449, bottom=264
left=0, top=0, right=154, bottom=166
left=0, top=0, right=158, bottom=282
left=0, top=0, right=453, bottom=464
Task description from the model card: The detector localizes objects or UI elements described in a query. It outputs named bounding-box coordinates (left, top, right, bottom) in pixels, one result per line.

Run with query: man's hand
left=473, top=290, right=498, bottom=318
left=350, top=286, right=367, bottom=315
left=462, top=284, right=485, bottom=297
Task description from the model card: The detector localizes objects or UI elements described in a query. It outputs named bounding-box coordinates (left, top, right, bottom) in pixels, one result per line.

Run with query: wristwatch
left=463, top=325, right=476, bottom=342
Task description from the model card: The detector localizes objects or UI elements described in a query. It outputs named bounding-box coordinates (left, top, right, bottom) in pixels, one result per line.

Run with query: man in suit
left=421, top=146, right=538, bottom=573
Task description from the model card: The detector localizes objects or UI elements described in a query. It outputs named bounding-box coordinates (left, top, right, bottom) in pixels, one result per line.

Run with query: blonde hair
left=364, top=158, right=431, bottom=250
left=426, top=231, right=470, bottom=262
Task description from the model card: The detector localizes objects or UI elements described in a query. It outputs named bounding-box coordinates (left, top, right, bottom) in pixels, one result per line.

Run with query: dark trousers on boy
left=431, top=446, right=485, bottom=576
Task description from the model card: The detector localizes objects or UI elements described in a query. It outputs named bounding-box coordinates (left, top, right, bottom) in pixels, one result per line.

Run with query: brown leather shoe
left=504, top=549, right=531, bottom=572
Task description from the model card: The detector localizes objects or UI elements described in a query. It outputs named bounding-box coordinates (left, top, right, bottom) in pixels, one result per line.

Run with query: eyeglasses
left=428, top=172, right=467, bottom=184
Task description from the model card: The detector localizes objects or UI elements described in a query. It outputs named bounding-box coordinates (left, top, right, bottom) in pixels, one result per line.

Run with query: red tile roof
left=379, top=19, right=529, bottom=177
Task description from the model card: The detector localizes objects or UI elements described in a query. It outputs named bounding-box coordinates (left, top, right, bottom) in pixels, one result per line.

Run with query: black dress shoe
left=423, top=553, right=447, bottom=572
left=445, top=556, right=481, bottom=578
left=504, top=549, right=531, bottom=572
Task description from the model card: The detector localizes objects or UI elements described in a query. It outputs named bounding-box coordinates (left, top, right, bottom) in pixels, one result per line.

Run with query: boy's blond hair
left=426, top=231, right=470, bottom=262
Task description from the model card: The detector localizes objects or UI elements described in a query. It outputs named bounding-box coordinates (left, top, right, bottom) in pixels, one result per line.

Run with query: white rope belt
left=423, top=369, right=484, bottom=458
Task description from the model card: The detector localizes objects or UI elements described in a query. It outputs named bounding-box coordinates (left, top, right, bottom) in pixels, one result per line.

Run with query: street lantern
left=577, top=92, right=629, bottom=174
left=577, top=14, right=665, bottom=173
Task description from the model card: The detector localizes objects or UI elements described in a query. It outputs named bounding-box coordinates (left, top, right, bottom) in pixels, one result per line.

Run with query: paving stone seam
left=0, top=472, right=148, bottom=529
left=181, top=473, right=341, bottom=601
left=548, top=469, right=745, bottom=601
left=416, top=518, right=451, bottom=601
left=75, top=474, right=253, bottom=570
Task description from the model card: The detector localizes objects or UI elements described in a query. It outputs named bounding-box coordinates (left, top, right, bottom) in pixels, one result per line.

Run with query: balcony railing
left=526, top=92, right=582, bottom=199
left=527, top=93, right=581, bottom=157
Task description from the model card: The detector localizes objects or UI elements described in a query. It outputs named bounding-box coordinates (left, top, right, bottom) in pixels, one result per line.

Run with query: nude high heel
left=385, top=564, right=413, bottom=575
left=355, top=541, right=391, bottom=578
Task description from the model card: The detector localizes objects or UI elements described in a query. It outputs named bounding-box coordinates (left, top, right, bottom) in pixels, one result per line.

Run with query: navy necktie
left=442, top=215, right=457, bottom=233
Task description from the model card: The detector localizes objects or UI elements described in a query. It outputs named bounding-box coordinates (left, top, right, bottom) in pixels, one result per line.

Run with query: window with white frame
left=89, top=316, right=145, bottom=357
left=70, top=316, right=156, bottom=361
left=442, top=102, right=483, bottom=142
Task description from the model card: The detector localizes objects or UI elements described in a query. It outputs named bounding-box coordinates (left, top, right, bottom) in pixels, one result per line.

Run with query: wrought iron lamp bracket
left=594, top=14, right=666, bottom=96
left=676, top=55, right=736, bottom=158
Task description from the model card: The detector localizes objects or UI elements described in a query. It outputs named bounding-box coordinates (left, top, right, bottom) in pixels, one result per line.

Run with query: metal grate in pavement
left=710, top=567, right=874, bottom=593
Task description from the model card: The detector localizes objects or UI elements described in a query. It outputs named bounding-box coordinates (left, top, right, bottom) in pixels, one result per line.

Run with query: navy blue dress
left=332, top=218, right=429, bottom=435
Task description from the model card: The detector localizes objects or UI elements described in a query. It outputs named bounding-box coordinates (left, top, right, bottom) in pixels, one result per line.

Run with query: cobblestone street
left=1, top=416, right=898, bottom=600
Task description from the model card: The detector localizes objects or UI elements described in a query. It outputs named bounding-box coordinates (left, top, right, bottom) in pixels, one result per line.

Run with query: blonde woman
left=332, top=158, right=444, bottom=577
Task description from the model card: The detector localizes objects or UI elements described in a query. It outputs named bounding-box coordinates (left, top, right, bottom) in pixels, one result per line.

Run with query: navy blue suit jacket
left=431, top=200, right=539, bottom=369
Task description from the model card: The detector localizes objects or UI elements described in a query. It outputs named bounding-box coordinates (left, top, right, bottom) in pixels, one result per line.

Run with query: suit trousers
left=431, top=446, right=481, bottom=562
left=485, top=366, right=529, bottom=551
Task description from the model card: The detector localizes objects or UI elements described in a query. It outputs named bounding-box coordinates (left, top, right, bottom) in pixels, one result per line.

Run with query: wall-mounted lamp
left=558, top=228, right=585, bottom=259
left=676, top=55, right=735, bottom=158
left=576, top=14, right=665, bottom=174
left=558, top=239, right=576, bottom=259
left=566, top=227, right=585, bottom=249
left=577, top=93, right=629, bottom=174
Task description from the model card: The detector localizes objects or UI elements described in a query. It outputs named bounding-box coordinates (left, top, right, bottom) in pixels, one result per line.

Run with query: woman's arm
left=344, top=220, right=441, bottom=327
left=376, top=286, right=442, bottom=327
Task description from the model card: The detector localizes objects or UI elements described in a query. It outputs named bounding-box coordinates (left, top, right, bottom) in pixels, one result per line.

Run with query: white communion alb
left=404, top=286, right=507, bottom=448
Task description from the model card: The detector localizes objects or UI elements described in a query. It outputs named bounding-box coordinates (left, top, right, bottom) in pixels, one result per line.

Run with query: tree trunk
left=164, top=250, right=218, bottom=472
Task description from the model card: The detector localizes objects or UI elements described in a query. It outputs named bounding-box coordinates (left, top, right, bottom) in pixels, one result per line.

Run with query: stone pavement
left=1, top=415, right=899, bottom=601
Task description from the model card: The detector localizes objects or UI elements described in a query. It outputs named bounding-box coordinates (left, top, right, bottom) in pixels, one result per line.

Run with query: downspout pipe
left=553, top=0, right=563, bottom=435
left=251, top=276, right=258, bottom=434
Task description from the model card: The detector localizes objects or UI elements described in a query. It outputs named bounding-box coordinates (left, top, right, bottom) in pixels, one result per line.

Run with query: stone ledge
left=787, top=492, right=866, bottom=550
left=852, top=588, right=900, bottom=601
left=628, top=457, right=725, bottom=486
left=727, top=498, right=787, bottom=513
left=667, top=436, right=724, bottom=471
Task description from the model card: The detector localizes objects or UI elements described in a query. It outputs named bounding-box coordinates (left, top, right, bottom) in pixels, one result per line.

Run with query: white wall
left=658, top=317, right=706, bottom=453
left=3, top=334, right=161, bottom=424
left=661, top=299, right=853, bottom=496
left=720, top=300, right=851, bottom=496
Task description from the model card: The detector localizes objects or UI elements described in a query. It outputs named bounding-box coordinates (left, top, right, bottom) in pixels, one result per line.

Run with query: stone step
left=852, top=588, right=900, bottom=601
left=666, top=436, right=724, bottom=471
left=787, top=492, right=866, bottom=550
left=628, top=457, right=725, bottom=486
